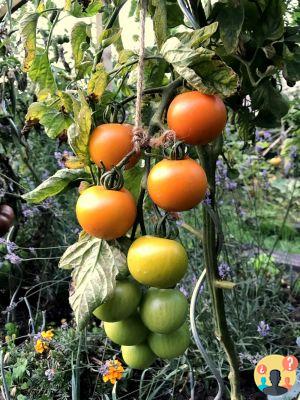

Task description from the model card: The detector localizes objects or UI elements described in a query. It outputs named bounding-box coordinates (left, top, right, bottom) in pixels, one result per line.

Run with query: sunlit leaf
left=22, top=169, right=88, bottom=203
left=68, top=91, right=91, bottom=163
left=71, top=22, right=91, bottom=69
left=99, top=27, right=122, bottom=49
left=20, top=13, right=39, bottom=72
left=26, top=102, right=72, bottom=138
left=28, top=53, right=56, bottom=99
left=68, top=0, right=103, bottom=17
left=176, top=22, right=218, bottom=48
left=59, top=236, right=119, bottom=330
left=87, top=63, right=108, bottom=101
left=162, top=37, right=238, bottom=97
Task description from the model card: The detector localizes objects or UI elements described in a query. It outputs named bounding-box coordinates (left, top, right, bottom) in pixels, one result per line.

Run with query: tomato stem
left=197, top=144, right=242, bottom=400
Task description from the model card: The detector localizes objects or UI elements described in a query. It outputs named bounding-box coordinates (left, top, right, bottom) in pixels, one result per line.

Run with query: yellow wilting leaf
left=65, top=156, right=85, bottom=170
left=87, top=63, right=108, bottom=101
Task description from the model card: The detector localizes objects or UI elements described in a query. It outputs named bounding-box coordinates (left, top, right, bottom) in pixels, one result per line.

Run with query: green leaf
left=28, top=53, right=56, bottom=99
left=20, top=13, right=39, bottom=72
left=99, top=27, right=122, bottom=49
left=166, top=1, right=184, bottom=28
left=60, top=237, right=119, bottom=330
left=176, top=22, right=218, bottom=48
left=283, top=45, right=300, bottom=83
left=68, top=92, right=92, bottom=163
left=118, top=49, right=136, bottom=64
left=152, top=0, right=167, bottom=50
left=261, top=0, right=284, bottom=42
left=251, top=80, right=289, bottom=127
left=124, top=165, right=144, bottom=200
left=87, top=63, right=108, bottom=101
left=22, top=169, right=88, bottom=203
left=162, top=37, right=238, bottom=97
left=12, top=359, right=28, bottom=381
left=69, top=0, right=103, bottom=17
left=216, top=1, right=244, bottom=53
left=71, top=22, right=91, bottom=69
left=26, top=102, right=72, bottom=138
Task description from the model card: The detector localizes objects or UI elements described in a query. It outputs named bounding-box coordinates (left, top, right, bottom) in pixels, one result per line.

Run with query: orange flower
left=100, top=359, right=124, bottom=384
left=41, top=330, right=54, bottom=341
left=34, top=339, right=49, bottom=354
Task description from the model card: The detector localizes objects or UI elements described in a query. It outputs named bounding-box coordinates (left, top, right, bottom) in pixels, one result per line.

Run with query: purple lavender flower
left=0, top=238, right=6, bottom=244
left=5, top=253, right=22, bottom=265
left=203, top=190, right=211, bottom=205
left=225, top=180, right=237, bottom=191
left=179, top=286, right=189, bottom=297
left=218, top=262, right=231, bottom=279
left=257, top=321, right=270, bottom=337
left=34, top=332, right=42, bottom=343
left=22, top=204, right=40, bottom=219
left=54, top=150, right=73, bottom=168
left=99, top=361, right=110, bottom=376
left=6, top=240, right=17, bottom=253
left=263, top=131, right=271, bottom=140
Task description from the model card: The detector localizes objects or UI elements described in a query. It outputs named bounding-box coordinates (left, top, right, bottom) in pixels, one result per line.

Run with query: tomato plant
left=3, top=0, right=296, bottom=398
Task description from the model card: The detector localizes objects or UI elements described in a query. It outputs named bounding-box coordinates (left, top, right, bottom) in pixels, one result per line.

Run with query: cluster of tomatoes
left=76, top=91, right=227, bottom=368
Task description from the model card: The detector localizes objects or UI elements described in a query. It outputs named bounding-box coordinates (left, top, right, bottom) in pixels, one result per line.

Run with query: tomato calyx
left=163, top=141, right=187, bottom=160
left=103, top=102, right=126, bottom=124
left=153, top=208, right=179, bottom=240
left=100, top=166, right=124, bottom=191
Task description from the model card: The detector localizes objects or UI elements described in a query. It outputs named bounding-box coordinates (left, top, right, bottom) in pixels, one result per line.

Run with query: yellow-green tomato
left=148, top=323, right=190, bottom=359
left=127, top=236, right=188, bottom=288
left=93, top=279, right=142, bottom=322
left=104, top=314, right=149, bottom=345
left=140, top=288, right=188, bottom=334
left=121, top=343, right=156, bottom=369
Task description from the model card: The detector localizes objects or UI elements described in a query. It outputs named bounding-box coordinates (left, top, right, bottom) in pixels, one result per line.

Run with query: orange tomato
left=76, top=186, right=137, bottom=240
left=147, top=158, right=207, bottom=211
left=167, top=91, right=227, bottom=145
left=89, top=123, right=139, bottom=170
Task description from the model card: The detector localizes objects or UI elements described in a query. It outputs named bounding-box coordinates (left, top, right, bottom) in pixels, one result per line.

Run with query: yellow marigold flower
left=41, top=329, right=54, bottom=341
left=101, top=359, right=124, bottom=384
left=35, top=339, right=49, bottom=354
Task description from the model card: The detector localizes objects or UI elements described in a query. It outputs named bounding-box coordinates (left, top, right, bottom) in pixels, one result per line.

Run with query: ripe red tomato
left=147, top=158, right=208, bottom=211
left=76, top=186, right=137, bottom=240
left=167, top=91, right=227, bottom=145
left=0, top=205, right=15, bottom=236
left=89, top=123, right=139, bottom=170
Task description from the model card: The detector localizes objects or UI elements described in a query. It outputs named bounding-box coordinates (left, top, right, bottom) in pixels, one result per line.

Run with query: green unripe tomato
left=104, top=314, right=149, bottom=345
left=148, top=323, right=190, bottom=359
left=127, top=236, right=188, bottom=288
left=121, top=343, right=156, bottom=369
left=93, top=279, right=142, bottom=322
left=140, top=288, right=188, bottom=334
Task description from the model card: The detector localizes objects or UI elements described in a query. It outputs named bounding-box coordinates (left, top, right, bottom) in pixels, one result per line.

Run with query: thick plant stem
left=198, top=144, right=241, bottom=400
